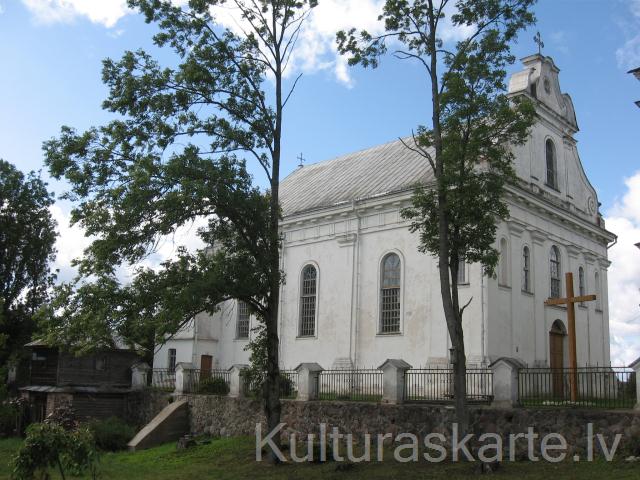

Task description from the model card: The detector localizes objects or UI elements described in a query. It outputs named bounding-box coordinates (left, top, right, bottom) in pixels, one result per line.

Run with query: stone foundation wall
left=126, top=389, right=173, bottom=428
left=179, top=395, right=640, bottom=458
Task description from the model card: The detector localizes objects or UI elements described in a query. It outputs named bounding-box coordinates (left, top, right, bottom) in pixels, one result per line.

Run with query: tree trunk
left=263, top=14, right=284, bottom=462
left=426, top=0, right=469, bottom=435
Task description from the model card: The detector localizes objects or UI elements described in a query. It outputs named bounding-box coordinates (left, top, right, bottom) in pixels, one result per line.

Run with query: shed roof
left=280, top=138, right=434, bottom=216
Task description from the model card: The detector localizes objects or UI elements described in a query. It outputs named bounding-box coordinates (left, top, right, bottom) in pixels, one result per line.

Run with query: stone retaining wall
left=179, top=394, right=640, bottom=458
left=126, top=389, right=173, bottom=428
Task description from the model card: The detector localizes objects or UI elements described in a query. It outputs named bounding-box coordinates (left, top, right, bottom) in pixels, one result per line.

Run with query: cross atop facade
left=533, top=31, right=545, bottom=55
left=544, top=272, right=597, bottom=401
left=297, top=153, right=306, bottom=168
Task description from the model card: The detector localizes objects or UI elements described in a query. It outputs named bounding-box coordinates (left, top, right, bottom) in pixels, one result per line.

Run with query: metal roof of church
left=280, top=137, right=434, bottom=216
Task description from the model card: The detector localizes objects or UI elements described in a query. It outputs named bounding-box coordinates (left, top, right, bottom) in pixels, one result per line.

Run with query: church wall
left=485, top=192, right=611, bottom=367
left=276, top=199, right=486, bottom=370
left=211, top=300, right=252, bottom=369
left=277, top=228, right=355, bottom=369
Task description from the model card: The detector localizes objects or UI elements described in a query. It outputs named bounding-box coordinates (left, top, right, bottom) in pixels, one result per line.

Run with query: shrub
left=279, top=375, right=295, bottom=398
left=198, top=376, right=230, bottom=395
left=11, top=422, right=99, bottom=480
left=89, top=417, right=136, bottom=452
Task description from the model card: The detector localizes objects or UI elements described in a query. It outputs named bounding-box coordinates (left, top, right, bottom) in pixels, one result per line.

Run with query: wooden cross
left=297, top=153, right=306, bottom=168
left=544, top=272, right=597, bottom=401
left=533, top=31, right=545, bottom=55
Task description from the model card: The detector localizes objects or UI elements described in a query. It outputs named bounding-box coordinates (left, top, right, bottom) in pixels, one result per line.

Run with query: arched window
left=522, top=246, right=531, bottom=292
left=380, top=253, right=401, bottom=333
left=578, top=267, right=585, bottom=306
left=546, top=139, right=557, bottom=189
left=595, top=271, right=602, bottom=311
left=499, top=238, right=510, bottom=286
left=549, top=246, right=561, bottom=298
left=236, top=301, right=250, bottom=339
left=299, top=264, right=317, bottom=337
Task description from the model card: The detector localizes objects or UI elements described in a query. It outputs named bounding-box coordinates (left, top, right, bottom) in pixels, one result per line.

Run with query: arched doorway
left=549, top=320, right=566, bottom=397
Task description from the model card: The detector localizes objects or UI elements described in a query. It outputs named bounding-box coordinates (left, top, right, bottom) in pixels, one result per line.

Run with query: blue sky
left=1, top=0, right=639, bottom=363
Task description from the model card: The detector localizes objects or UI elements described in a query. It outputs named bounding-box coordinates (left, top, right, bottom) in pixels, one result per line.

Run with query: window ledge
left=457, top=282, right=470, bottom=288
left=595, top=308, right=603, bottom=313
left=234, top=338, right=250, bottom=342
left=376, top=332, right=403, bottom=337
left=545, top=182, right=561, bottom=193
left=296, top=335, right=318, bottom=340
left=521, top=290, right=534, bottom=297
left=498, top=284, right=511, bottom=290
left=546, top=303, right=566, bottom=311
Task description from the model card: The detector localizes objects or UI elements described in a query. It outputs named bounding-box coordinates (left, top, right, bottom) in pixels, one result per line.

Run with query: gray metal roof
left=280, top=137, right=434, bottom=216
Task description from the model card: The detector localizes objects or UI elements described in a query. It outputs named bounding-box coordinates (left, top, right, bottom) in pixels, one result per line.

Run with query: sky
left=0, top=0, right=639, bottom=365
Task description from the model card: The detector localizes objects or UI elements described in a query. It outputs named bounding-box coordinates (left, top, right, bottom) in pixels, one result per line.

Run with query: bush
left=279, top=375, right=295, bottom=398
left=12, top=422, right=99, bottom=480
left=89, top=417, right=136, bottom=452
left=198, top=376, right=230, bottom=395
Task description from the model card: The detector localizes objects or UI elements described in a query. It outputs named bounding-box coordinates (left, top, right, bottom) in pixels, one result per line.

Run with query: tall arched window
left=549, top=246, right=561, bottom=298
left=236, top=301, right=250, bottom=339
left=595, top=271, right=602, bottom=311
left=499, top=238, right=510, bottom=286
left=578, top=266, right=586, bottom=307
left=522, top=246, right=531, bottom=292
left=380, top=253, right=401, bottom=334
left=299, top=264, right=317, bottom=337
left=546, top=139, right=557, bottom=189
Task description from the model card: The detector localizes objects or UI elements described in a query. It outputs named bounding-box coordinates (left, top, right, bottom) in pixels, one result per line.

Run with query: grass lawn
left=1, top=436, right=639, bottom=480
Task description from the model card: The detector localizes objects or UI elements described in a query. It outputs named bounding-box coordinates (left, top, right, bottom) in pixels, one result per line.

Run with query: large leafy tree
left=338, top=0, right=536, bottom=431
left=42, top=0, right=317, bottom=460
left=0, top=160, right=57, bottom=365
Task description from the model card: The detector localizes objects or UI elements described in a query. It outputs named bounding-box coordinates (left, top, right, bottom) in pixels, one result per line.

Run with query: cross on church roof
left=297, top=152, right=306, bottom=168
left=533, top=31, right=544, bottom=55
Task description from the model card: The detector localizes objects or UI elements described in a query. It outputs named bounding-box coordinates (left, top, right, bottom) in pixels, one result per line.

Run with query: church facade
left=154, top=54, right=615, bottom=372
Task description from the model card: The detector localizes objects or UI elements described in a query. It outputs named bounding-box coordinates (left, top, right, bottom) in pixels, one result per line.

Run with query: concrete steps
left=127, top=399, right=189, bottom=451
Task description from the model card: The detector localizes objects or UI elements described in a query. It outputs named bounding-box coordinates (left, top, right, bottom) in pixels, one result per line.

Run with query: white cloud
left=604, top=171, right=640, bottom=366
left=50, top=204, right=94, bottom=283
left=19, top=1, right=477, bottom=86
left=51, top=204, right=206, bottom=284
left=21, top=0, right=130, bottom=28
left=616, top=0, right=640, bottom=69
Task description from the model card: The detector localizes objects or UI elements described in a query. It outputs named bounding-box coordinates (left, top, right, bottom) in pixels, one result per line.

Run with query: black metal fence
left=184, top=369, right=231, bottom=394
left=151, top=369, right=176, bottom=392
left=404, top=366, right=493, bottom=403
left=518, top=367, right=636, bottom=409
left=242, top=370, right=299, bottom=399
left=317, top=368, right=383, bottom=402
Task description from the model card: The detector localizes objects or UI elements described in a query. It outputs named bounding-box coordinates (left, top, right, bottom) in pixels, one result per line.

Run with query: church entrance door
left=549, top=320, right=566, bottom=398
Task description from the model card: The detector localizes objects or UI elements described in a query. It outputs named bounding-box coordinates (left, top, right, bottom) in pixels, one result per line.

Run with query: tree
left=338, top=0, right=536, bottom=432
left=0, top=160, right=57, bottom=365
left=42, top=0, right=317, bottom=461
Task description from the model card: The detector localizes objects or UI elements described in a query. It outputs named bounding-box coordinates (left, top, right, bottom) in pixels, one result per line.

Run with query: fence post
left=131, top=362, right=150, bottom=390
left=489, top=357, right=523, bottom=408
left=175, top=362, right=196, bottom=394
left=228, top=364, right=249, bottom=398
left=630, top=357, right=640, bottom=410
left=378, top=359, right=412, bottom=404
left=295, top=363, right=323, bottom=401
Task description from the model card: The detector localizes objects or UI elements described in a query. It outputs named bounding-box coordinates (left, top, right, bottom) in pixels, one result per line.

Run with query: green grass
left=1, top=436, right=639, bottom=480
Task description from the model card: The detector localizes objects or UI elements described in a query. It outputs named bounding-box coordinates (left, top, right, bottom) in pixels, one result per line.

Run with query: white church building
left=154, top=54, right=615, bottom=373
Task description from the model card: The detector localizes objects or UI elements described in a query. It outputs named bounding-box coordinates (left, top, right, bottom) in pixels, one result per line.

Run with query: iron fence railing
left=317, top=369, right=383, bottom=402
left=185, top=369, right=231, bottom=394
left=518, top=367, right=636, bottom=409
left=404, top=366, right=493, bottom=403
left=242, top=370, right=299, bottom=399
left=151, top=369, right=175, bottom=392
